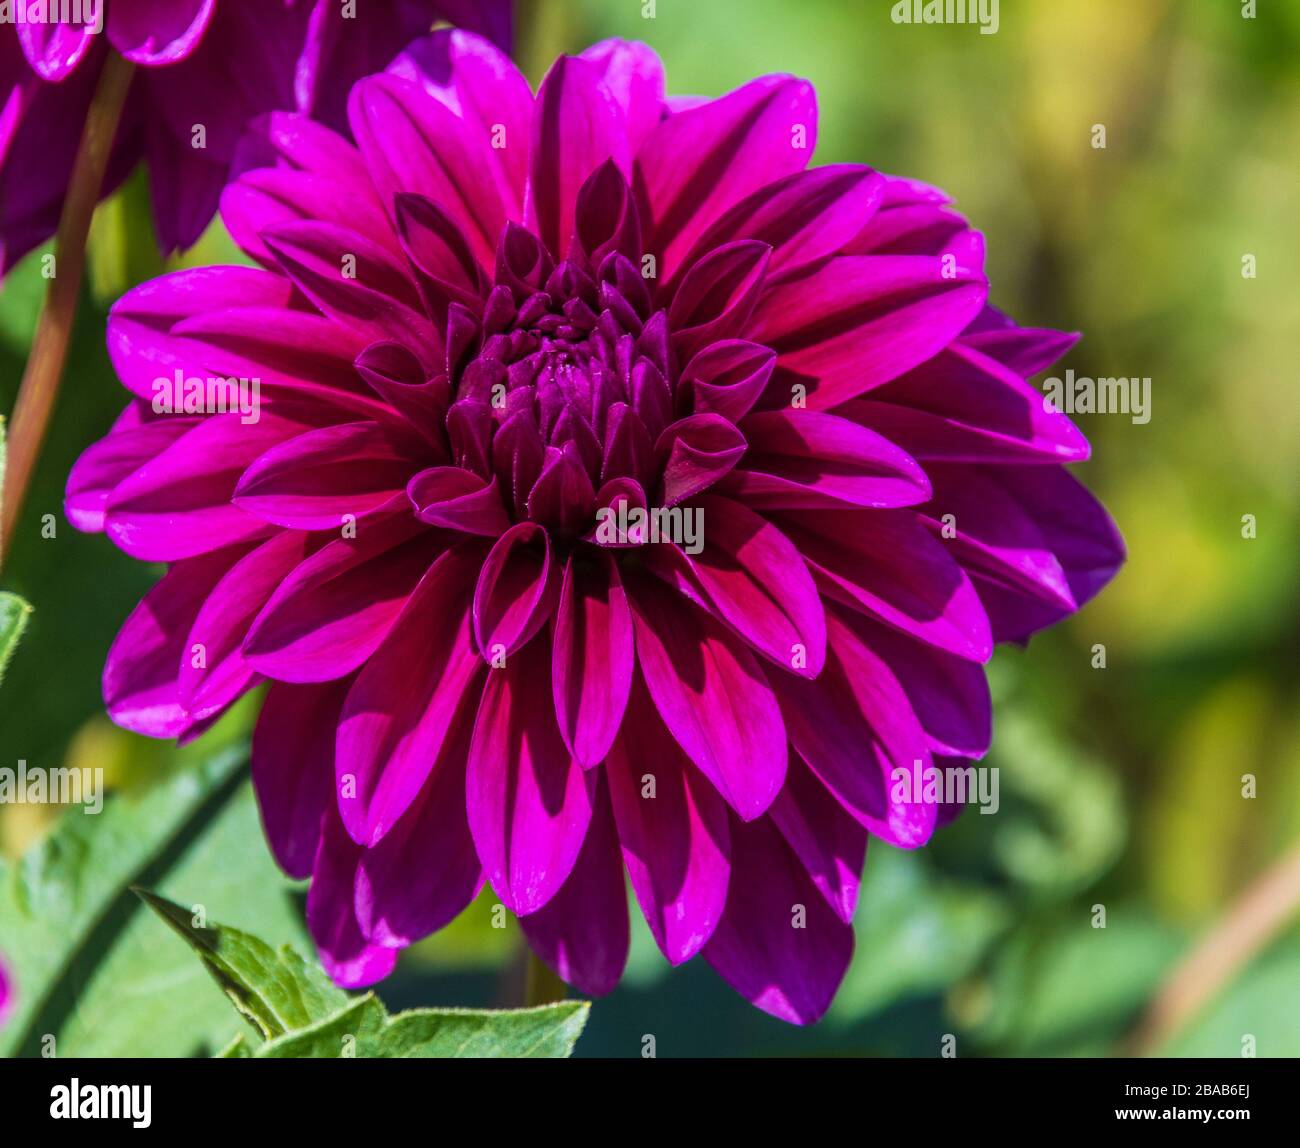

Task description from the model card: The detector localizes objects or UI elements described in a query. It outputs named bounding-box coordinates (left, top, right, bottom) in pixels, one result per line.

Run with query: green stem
left=524, top=947, right=568, bottom=1007
left=1124, top=839, right=1300, bottom=1055
left=1, top=50, right=135, bottom=568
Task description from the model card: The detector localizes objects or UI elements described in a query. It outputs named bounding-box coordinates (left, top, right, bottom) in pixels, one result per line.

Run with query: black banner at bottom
left=0, top=1055, right=1288, bottom=1134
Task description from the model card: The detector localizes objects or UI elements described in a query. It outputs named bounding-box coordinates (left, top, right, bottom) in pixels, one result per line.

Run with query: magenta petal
left=704, top=813, right=854, bottom=1025
left=626, top=572, right=787, bottom=820
left=65, top=414, right=199, bottom=533
left=679, top=340, right=775, bottom=423
left=846, top=341, right=1091, bottom=464
left=107, top=0, right=216, bottom=66
left=551, top=553, right=633, bottom=767
left=667, top=239, right=771, bottom=362
left=777, top=507, right=993, bottom=663
left=607, top=678, right=731, bottom=964
left=968, top=464, right=1125, bottom=643
left=262, top=220, right=435, bottom=365
left=573, top=159, right=642, bottom=267
left=578, top=39, right=666, bottom=153
left=221, top=111, right=396, bottom=267
left=466, top=636, right=596, bottom=915
left=336, top=543, right=486, bottom=846
left=354, top=340, right=450, bottom=450
left=103, top=410, right=319, bottom=561
left=672, top=164, right=884, bottom=289
left=961, top=325, right=1080, bottom=378
left=394, top=191, right=490, bottom=321
left=655, top=413, right=747, bottom=507
left=179, top=530, right=315, bottom=720
left=16, top=15, right=99, bottom=80
left=407, top=466, right=511, bottom=536
left=919, top=463, right=1077, bottom=611
left=348, top=72, right=514, bottom=270
left=518, top=773, right=629, bottom=997
left=529, top=54, right=629, bottom=260
left=525, top=444, right=597, bottom=534
left=850, top=613, right=992, bottom=759
left=234, top=421, right=420, bottom=530
left=727, top=408, right=932, bottom=510
left=749, top=255, right=988, bottom=409
left=252, top=678, right=351, bottom=879
left=647, top=494, right=826, bottom=678
left=636, top=74, right=817, bottom=281
left=145, top=126, right=229, bottom=255
left=308, top=805, right=399, bottom=989
left=773, top=608, right=938, bottom=848
left=105, top=267, right=292, bottom=399
left=0, top=950, right=13, bottom=1029
left=103, top=546, right=248, bottom=737
left=356, top=718, right=482, bottom=947
left=768, top=756, right=868, bottom=924
left=243, top=510, right=442, bottom=682
left=386, top=27, right=530, bottom=218
left=472, top=521, right=559, bottom=660
left=168, top=308, right=379, bottom=417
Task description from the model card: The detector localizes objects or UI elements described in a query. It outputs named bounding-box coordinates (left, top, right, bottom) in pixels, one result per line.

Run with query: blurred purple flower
left=0, top=0, right=512, bottom=273
left=0, top=953, right=12, bottom=1030
left=66, top=32, right=1123, bottom=1023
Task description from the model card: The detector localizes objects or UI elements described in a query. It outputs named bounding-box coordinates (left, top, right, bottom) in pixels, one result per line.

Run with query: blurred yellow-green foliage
left=1, top=0, right=1298, bottom=1057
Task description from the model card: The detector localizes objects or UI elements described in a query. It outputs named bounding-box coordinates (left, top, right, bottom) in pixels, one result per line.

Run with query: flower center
left=442, top=223, right=675, bottom=538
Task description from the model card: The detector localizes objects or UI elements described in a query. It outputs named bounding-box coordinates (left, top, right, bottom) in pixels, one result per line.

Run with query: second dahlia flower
left=67, top=31, right=1123, bottom=1023
left=0, top=0, right=511, bottom=273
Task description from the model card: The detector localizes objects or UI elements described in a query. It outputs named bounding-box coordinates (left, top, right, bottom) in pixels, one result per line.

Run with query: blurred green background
left=2, top=0, right=1298, bottom=1057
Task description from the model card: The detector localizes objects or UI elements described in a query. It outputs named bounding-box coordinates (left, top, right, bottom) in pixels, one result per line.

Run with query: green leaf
left=830, top=846, right=1009, bottom=1022
left=987, top=711, right=1127, bottom=897
left=963, top=906, right=1184, bottom=1056
left=0, top=591, right=33, bottom=688
left=215, top=1034, right=252, bottom=1059
left=255, top=995, right=591, bottom=1059
left=133, top=888, right=347, bottom=1040
left=0, top=747, right=308, bottom=1057
left=136, top=891, right=591, bottom=1059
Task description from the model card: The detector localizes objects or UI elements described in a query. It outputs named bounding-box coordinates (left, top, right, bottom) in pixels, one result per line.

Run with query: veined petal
left=252, top=677, right=351, bottom=879
left=552, top=553, right=634, bottom=767
left=466, top=636, right=595, bottom=915
left=336, top=543, right=486, bottom=846
left=748, top=255, right=987, bottom=409
left=726, top=408, right=931, bottom=510
left=243, top=509, right=443, bottom=682
left=626, top=571, right=787, bottom=820
left=607, top=677, right=731, bottom=964
left=517, top=773, right=629, bottom=996
left=704, top=813, right=854, bottom=1025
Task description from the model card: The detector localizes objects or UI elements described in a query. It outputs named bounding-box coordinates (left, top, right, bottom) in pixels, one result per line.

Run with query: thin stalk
left=1125, top=840, right=1300, bottom=1055
left=1, top=50, right=135, bottom=567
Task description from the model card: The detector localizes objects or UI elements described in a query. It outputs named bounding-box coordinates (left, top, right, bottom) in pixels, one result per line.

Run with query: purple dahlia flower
left=0, top=0, right=512, bottom=273
left=66, top=31, right=1123, bottom=1024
